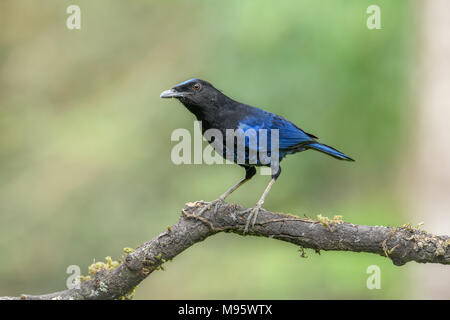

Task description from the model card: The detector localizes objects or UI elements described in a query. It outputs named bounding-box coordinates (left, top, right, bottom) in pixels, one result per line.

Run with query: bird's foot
left=241, top=204, right=263, bottom=235
left=195, top=198, right=224, bottom=217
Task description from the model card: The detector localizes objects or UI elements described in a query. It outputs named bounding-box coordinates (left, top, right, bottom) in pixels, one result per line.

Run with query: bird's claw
left=242, top=205, right=262, bottom=234
left=195, top=198, right=224, bottom=216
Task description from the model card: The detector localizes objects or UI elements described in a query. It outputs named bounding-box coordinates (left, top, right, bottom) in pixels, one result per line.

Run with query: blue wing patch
left=238, top=112, right=314, bottom=151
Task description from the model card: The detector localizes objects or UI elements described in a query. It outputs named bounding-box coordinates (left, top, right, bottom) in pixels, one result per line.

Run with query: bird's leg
left=243, top=177, right=276, bottom=234
left=218, top=177, right=250, bottom=201
left=242, top=166, right=281, bottom=234
left=196, top=167, right=256, bottom=216
left=196, top=168, right=255, bottom=216
left=196, top=179, right=247, bottom=216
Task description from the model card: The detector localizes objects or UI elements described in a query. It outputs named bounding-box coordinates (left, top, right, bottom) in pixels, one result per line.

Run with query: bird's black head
left=160, top=79, right=224, bottom=117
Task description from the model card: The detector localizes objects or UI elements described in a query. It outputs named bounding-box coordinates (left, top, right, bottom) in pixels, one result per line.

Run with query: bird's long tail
left=306, top=142, right=354, bottom=161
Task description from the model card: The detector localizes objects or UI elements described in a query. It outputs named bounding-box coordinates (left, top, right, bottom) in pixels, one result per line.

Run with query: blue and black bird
left=161, top=79, right=354, bottom=232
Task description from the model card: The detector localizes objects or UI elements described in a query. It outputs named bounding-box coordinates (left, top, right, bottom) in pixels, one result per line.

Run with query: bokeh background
left=1, top=0, right=449, bottom=299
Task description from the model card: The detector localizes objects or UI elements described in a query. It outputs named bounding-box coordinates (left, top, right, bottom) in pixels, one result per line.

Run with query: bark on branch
left=1, top=201, right=449, bottom=300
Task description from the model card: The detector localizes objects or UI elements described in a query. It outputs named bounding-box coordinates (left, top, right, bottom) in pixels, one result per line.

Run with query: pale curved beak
left=160, top=88, right=185, bottom=98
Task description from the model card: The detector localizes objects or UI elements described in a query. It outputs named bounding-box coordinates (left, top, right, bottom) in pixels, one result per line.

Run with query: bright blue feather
left=238, top=111, right=314, bottom=151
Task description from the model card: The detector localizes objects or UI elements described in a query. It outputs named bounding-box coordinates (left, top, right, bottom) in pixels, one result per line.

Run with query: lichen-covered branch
left=1, top=201, right=449, bottom=300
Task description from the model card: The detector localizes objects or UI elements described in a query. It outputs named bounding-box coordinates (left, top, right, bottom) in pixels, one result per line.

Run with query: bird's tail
left=306, top=142, right=354, bottom=161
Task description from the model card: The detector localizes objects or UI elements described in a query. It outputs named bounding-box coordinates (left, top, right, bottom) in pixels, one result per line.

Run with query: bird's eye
left=193, top=83, right=201, bottom=91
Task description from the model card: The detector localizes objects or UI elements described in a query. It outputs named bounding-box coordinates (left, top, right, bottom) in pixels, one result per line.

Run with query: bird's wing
left=237, top=111, right=315, bottom=151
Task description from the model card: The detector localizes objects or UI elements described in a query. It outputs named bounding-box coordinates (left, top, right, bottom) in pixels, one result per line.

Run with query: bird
left=160, top=79, right=354, bottom=233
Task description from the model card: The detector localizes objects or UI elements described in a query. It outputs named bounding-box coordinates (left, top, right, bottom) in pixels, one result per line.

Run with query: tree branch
left=1, top=201, right=449, bottom=300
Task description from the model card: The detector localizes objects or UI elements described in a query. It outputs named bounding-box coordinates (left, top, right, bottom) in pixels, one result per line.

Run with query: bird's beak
left=160, top=88, right=185, bottom=99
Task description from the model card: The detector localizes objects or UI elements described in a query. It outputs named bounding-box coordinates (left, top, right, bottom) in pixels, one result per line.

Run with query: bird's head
left=160, top=79, right=221, bottom=107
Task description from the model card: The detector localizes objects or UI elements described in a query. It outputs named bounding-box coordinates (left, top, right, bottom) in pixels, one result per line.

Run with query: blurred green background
left=0, top=0, right=430, bottom=299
